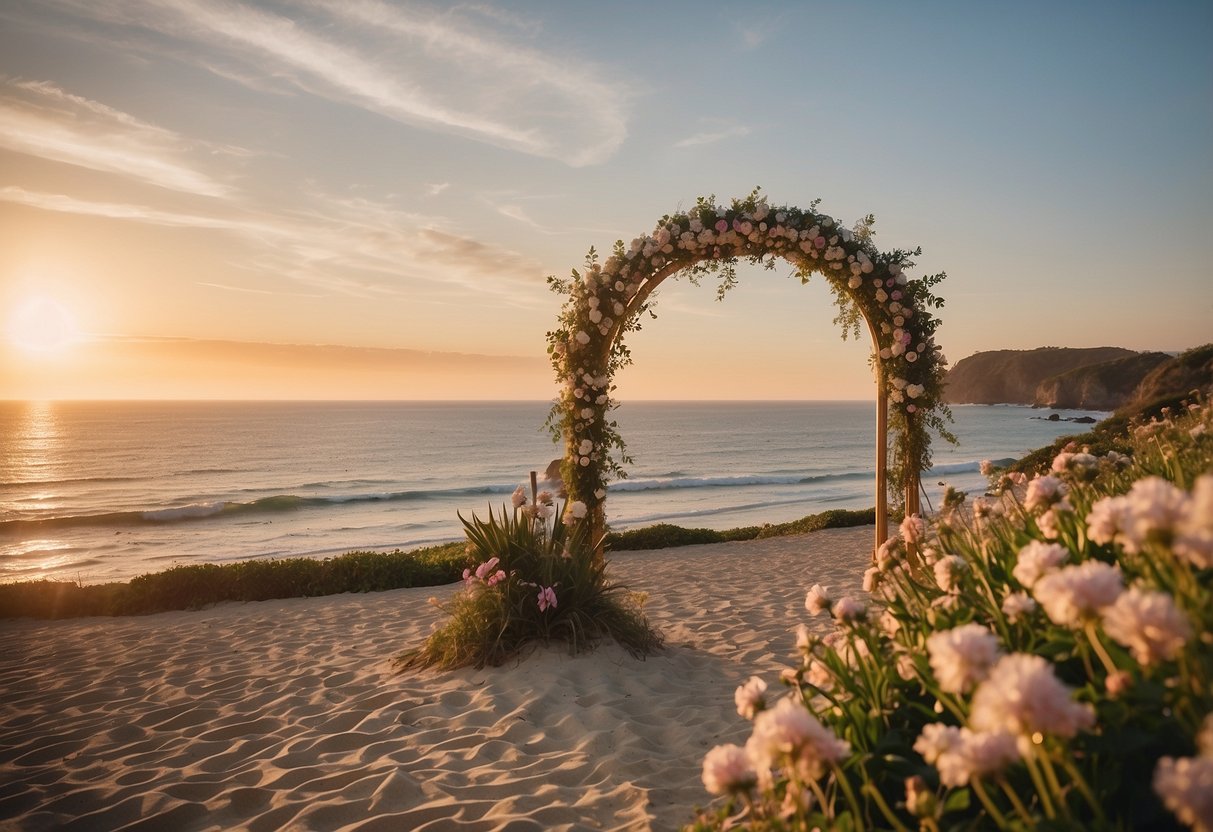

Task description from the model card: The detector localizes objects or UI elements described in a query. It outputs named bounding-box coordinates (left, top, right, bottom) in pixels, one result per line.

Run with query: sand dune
left=0, top=526, right=872, bottom=831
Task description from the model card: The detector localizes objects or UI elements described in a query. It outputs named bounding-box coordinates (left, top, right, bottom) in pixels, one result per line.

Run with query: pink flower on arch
left=538, top=586, right=558, bottom=612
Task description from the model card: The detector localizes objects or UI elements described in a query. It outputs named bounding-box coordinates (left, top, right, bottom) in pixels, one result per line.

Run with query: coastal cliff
left=942, top=347, right=1138, bottom=406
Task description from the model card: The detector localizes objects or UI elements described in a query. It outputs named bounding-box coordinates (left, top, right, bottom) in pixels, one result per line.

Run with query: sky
left=0, top=0, right=1210, bottom=401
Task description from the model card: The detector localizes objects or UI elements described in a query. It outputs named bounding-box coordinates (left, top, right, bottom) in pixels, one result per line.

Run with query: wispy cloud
left=41, top=0, right=631, bottom=166
left=426, top=182, right=451, bottom=197
left=0, top=185, right=546, bottom=301
left=673, top=124, right=752, bottom=149
left=731, top=10, right=788, bottom=50
left=0, top=78, right=233, bottom=197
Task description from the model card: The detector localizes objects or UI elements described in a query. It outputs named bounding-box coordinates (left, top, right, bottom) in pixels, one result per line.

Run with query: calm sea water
left=0, top=401, right=1106, bottom=584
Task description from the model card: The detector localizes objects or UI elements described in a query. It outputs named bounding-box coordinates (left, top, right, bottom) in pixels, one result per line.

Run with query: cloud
left=673, top=124, right=752, bottom=149
left=0, top=185, right=545, bottom=300
left=39, top=0, right=631, bottom=166
left=426, top=182, right=451, bottom=196
left=0, top=78, right=233, bottom=197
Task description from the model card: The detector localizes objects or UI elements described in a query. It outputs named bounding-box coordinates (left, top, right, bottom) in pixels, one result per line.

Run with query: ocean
left=0, top=400, right=1107, bottom=584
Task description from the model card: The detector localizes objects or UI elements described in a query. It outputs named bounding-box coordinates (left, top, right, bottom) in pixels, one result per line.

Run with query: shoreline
left=0, top=526, right=873, bottom=831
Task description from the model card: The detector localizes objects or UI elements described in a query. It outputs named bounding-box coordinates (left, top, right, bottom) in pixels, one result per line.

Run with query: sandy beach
left=0, top=527, right=873, bottom=831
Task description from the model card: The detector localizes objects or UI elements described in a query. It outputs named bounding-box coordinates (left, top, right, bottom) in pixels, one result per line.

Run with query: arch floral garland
left=546, top=190, right=952, bottom=542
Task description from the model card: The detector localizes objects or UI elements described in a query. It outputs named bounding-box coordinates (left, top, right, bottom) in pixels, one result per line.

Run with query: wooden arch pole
left=864, top=315, right=889, bottom=559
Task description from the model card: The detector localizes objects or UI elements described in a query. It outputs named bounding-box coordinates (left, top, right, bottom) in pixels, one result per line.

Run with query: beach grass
left=0, top=508, right=877, bottom=621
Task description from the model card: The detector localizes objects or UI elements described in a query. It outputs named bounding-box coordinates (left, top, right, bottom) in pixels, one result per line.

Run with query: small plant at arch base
left=396, top=487, right=662, bottom=671
left=686, top=398, right=1213, bottom=831
left=545, top=189, right=955, bottom=536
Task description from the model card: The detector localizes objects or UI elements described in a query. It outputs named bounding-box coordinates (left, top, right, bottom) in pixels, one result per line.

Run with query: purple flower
left=538, top=586, right=558, bottom=612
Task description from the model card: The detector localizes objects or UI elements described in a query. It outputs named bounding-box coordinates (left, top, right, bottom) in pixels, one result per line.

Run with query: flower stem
left=998, top=776, right=1033, bottom=824
left=972, top=777, right=1010, bottom=830
left=1057, top=752, right=1105, bottom=824
left=1083, top=621, right=1119, bottom=676
left=831, top=766, right=866, bottom=832
left=1023, top=748, right=1056, bottom=819
left=861, top=782, right=911, bottom=832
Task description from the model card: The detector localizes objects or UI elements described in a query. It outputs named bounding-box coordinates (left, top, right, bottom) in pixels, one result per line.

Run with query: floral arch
left=546, top=191, right=952, bottom=557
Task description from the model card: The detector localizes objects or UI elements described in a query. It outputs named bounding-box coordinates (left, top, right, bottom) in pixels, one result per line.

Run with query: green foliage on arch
left=546, top=189, right=954, bottom=517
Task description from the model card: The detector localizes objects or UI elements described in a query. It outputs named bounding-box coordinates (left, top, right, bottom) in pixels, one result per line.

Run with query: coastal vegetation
left=0, top=508, right=875, bottom=621
left=689, top=395, right=1211, bottom=831
left=396, top=489, right=662, bottom=670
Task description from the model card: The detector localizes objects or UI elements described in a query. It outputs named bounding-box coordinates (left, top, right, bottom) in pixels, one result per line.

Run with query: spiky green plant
left=397, top=498, right=662, bottom=671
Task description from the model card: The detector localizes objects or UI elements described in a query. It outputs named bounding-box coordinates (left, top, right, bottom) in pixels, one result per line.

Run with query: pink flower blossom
left=1001, top=592, right=1037, bottom=623
left=566, top=500, right=588, bottom=520
left=734, top=676, right=768, bottom=720
left=970, top=653, right=1095, bottom=739
left=833, top=596, right=867, bottom=624
left=914, top=724, right=1019, bottom=787
left=714, top=219, right=728, bottom=233
left=474, top=557, right=500, bottom=581
left=1012, top=541, right=1069, bottom=588
left=1025, top=475, right=1069, bottom=513
left=511, top=485, right=527, bottom=508
left=537, top=586, right=558, bottom=612
left=702, top=743, right=757, bottom=796
left=1033, top=561, right=1124, bottom=627
left=927, top=623, right=1002, bottom=694
left=1101, top=586, right=1191, bottom=666
left=745, top=696, right=851, bottom=782
left=804, top=583, right=831, bottom=616
left=1154, top=755, right=1213, bottom=831
left=933, top=555, right=968, bottom=594
left=1177, top=474, right=1213, bottom=568
left=900, top=514, right=926, bottom=546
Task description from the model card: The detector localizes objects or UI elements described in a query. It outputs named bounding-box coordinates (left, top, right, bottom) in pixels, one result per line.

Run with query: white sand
left=0, top=527, right=873, bottom=831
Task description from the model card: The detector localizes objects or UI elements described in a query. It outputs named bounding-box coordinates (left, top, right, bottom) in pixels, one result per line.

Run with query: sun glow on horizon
left=6, top=295, right=81, bottom=356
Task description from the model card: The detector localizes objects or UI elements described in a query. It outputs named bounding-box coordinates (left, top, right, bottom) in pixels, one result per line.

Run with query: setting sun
left=6, top=295, right=79, bottom=355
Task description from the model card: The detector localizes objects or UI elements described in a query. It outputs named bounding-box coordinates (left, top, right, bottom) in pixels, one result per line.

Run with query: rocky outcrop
left=1034, top=351, right=1172, bottom=410
left=943, top=347, right=1137, bottom=405
left=1127, top=344, right=1213, bottom=409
